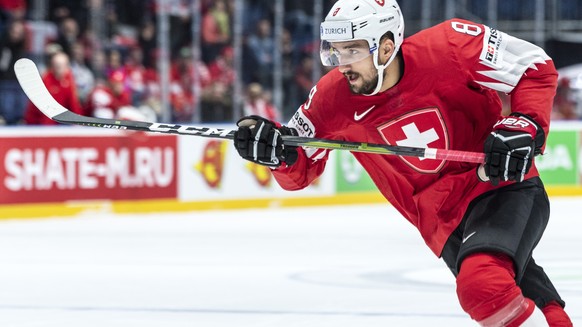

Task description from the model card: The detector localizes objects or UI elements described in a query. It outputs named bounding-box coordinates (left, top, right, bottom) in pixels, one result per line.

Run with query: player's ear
left=379, top=38, right=394, bottom=63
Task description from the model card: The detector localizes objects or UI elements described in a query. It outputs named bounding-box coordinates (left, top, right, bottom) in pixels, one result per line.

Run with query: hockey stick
left=14, top=58, right=485, bottom=164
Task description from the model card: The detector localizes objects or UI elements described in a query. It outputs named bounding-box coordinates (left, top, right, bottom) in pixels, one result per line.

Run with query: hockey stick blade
left=14, top=58, right=485, bottom=163
left=14, top=58, right=235, bottom=139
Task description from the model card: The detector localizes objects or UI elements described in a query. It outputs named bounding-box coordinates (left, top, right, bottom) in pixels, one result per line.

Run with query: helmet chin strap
left=363, top=49, right=397, bottom=96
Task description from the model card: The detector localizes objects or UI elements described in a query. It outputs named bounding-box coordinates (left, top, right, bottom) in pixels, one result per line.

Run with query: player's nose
left=338, top=64, right=350, bottom=73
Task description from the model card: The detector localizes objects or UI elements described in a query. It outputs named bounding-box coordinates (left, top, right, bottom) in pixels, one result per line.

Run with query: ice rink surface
left=0, top=198, right=581, bottom=327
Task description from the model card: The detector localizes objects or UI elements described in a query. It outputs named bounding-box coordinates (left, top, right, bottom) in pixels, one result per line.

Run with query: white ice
left=0, top=198, right=581, bottom=327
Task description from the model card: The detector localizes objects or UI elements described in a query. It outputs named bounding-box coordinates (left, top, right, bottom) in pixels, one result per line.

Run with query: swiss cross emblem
left=377, top=108, right=449, bottom=173
left=375, top=0, right=385, bottom=6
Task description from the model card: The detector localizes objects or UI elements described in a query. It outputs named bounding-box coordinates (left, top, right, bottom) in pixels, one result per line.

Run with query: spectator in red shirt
left=243, top=83, right=279, bottom=122
left=207, top=46, right=234, bottom=86
left=169, top=47, right=210, bottom=122
left=170, top=47, right=211, bottom=87
left=24, top=51, right=83, bottom=125
left=85, top=70, right=132, bottom=119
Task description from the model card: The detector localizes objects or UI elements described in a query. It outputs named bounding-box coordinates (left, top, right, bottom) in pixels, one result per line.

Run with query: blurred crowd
left=0, top=0, right=332, bottom=125
left=551, top=77, right=582, bottom=120
left=0, top=0, right=581, bottom=126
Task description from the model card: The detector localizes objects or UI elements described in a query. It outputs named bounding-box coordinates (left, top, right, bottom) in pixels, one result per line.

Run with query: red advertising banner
left=0, top=133, right=178, bottom=204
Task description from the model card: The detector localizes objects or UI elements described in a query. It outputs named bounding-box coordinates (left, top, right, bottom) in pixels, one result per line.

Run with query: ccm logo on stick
left=149, top=123, right=232, bottom=137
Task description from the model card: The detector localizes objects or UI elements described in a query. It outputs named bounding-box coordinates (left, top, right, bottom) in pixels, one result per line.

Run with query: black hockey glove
left=481, top=113, right=545, bottom=186
left=233, top=115, right=299, bottom=168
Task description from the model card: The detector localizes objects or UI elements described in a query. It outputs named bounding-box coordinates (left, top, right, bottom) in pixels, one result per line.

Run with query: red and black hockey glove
left=234, top=115, right=299, bottom=168
left=481, top=113, right=545, bottom=186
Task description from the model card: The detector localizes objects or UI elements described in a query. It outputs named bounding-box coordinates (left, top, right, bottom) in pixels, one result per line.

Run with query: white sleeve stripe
left=476, top=27, right=551, bottom=93
left=305, top=147, right=328, bottom=161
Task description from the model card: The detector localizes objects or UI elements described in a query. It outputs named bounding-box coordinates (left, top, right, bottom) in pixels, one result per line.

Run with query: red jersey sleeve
left=445, top=19, right=557, bottom=138
left=271, top=78, right=333, bottom=191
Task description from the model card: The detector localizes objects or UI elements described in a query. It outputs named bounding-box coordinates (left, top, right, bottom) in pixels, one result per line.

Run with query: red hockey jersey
left=273, top=19, right=557, bottom=256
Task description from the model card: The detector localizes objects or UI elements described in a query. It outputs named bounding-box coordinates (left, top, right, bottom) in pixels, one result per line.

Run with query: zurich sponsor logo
left=320, top=21, right=352, bottom=40
left=323, top=27, right=348, bottom=35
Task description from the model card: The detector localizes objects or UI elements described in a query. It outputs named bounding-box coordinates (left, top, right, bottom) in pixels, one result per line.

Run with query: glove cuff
left=510, top=113, right=545, bottom=155
left=279, top=125, right=299, bottom=137
left=494, top=112, right=545, bottom=155
left=279, top=126, right=299, bottom=166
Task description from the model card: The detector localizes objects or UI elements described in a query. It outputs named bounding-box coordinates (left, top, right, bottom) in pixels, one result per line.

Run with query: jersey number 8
left=451, top=21, right=482, bottom=36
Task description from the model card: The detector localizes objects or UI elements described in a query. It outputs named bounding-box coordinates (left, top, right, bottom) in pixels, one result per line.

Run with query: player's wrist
left=493, top=112, right=545, bottom=153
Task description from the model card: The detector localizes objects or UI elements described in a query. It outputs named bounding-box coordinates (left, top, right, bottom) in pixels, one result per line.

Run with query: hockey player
left=233, top=0, right=574, bottom=325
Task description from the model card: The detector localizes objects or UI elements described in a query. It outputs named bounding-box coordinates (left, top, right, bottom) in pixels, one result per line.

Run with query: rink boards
left=1, top=122, right=581, bottom=219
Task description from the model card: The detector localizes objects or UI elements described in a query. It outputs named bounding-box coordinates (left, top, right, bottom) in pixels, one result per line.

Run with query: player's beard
left=345, top=71, right=380, bottom=95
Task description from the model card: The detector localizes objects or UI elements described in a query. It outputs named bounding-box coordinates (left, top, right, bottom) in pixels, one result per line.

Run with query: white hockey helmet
left=320, top=0, right=404, bottom=95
